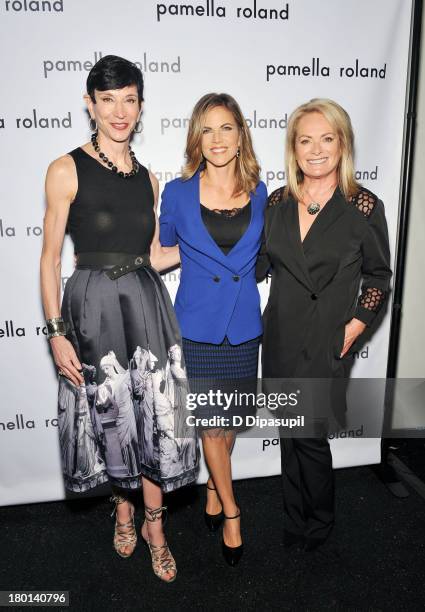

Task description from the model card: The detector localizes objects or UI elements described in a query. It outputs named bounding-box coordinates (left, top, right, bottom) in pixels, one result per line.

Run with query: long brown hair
left=182, top=93, right=260, bottom=196
left=285, top=98, right=360, bottom=201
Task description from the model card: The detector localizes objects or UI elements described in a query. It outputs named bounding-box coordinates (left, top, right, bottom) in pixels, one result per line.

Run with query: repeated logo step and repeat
left=0, top=0, right=413, bottom=505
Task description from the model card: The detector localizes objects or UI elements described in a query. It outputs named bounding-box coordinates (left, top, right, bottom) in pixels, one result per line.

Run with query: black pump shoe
left=205, top=509, right=225, bottom=532
left=222, top=509, right=243, bottom=567
left=205, top=483, right=224, bottom=532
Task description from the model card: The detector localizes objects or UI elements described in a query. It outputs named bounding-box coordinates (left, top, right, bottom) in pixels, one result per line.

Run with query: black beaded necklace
left=91, top=132, right=139, bottom=178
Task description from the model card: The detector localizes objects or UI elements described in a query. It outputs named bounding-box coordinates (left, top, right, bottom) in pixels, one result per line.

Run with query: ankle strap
left=224, top=510, right=241, bottom=520
left=110, top=494, right=131, bottom=517
left=145, top=505, right=168, bottom=523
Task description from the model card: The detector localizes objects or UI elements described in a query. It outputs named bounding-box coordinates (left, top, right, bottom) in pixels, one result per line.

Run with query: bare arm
left=40, top=155, right=83, bottom=385
left=148, top=172, right=180, bottom=272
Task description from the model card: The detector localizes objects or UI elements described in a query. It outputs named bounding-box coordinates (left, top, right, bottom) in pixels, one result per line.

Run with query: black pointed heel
left=204, top=483, right=224, bottom=532
left=222, top=509, right=243, bottom=567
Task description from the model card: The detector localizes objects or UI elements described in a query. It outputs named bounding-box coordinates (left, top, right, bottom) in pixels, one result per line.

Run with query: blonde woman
left=159, top=93, right=267, bottom=566
left=258, top=99, right=392, bottom=551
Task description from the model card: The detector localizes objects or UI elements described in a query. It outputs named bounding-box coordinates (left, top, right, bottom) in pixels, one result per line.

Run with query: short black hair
left=86, top=55, right=144, bottom=104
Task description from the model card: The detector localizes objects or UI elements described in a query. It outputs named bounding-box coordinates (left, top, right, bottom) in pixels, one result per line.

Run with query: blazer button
left=213, top=276, right=220, bottom=283
left=233, top=275, right=240, bottom=282
left=310, top=293, right=318, bottom=300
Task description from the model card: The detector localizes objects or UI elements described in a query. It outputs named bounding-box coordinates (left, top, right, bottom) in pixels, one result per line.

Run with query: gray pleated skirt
left=58, top=265, right=199, bottom=493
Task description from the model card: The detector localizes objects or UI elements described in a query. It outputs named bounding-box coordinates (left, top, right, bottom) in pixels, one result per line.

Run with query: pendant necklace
left=306, top=201, right=321, bottom=215
left=302, top=183, right=336, bottom=215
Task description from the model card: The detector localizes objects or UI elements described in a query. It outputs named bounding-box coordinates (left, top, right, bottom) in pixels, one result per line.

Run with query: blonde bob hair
left=285, top=98, right=359, bottom=201
left=182, top=93, right=260, bottom=196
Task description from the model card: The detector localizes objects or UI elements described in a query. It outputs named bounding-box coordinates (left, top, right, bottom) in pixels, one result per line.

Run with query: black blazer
left=257, top=186, right=392, bottom=385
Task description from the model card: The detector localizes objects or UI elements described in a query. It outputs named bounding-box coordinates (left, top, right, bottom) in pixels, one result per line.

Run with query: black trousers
left=280, top=421, right=335, bottom=541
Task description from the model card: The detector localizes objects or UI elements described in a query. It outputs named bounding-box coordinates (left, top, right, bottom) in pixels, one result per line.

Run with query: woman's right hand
left=50, top=335, right=84, bottom=386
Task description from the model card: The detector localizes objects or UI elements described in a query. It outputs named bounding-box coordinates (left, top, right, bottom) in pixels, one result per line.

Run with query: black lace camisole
left=201, top=202, right=251, bottom=254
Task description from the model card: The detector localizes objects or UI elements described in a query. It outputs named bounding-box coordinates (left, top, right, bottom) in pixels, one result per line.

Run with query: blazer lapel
left=226, top=186, right=261, bottom=268
left=302, top=187, right=349, bottom=254
left=182, top=171, right=238, bottom=273
left=279, top=198, right=315, bottom=291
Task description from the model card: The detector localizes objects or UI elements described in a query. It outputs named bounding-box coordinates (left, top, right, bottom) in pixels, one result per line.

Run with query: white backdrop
left=0, top=0, right=413, bottom=506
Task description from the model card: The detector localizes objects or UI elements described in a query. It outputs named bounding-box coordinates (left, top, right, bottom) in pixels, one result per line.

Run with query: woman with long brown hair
left=159, top=93, right=267, bottom=565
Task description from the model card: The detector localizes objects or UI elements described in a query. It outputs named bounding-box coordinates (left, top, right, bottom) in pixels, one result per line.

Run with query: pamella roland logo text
left=43, top=51, right=181, bottom=79
left=4, top=0, right=63, bottom=11
left=156, top=1, right=289, bottom=21
left=266, top=57, right=387, bottom=82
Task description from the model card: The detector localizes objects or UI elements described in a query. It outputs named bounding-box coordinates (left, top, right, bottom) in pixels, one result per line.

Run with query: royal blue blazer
left=159, top=171, right=267, bottom=344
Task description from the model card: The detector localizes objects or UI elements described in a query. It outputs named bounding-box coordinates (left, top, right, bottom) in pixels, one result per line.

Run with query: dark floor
left=1, top=443, right=425, bottom=612
left=389, top=438, right=425, bottom=480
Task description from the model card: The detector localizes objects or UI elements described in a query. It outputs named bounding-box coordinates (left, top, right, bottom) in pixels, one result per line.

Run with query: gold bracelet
left=46, top=317, right=68, bottom=339
left=48, top=330, right=67, bottom=340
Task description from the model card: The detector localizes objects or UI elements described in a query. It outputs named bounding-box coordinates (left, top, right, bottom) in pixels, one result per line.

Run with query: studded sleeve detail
left=358, top=287, right=385, bottom=313
left=349, top=188, right=378, bottom=219
left=352, top=193, right=392, bottom=326
left=267, top=187, right=285, bottom=207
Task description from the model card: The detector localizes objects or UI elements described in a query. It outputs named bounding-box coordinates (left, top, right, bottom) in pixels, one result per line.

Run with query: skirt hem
left=63, top=465, right=199, bottom=494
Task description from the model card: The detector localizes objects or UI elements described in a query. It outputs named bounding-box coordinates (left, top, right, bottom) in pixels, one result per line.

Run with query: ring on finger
left=58, top=369, right=65, bottom=376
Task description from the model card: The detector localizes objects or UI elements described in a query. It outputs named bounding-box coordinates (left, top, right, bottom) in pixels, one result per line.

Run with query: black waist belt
left=76, top=252, right=151, bottom=279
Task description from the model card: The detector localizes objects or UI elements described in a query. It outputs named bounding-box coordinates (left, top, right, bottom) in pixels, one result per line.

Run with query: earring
left=236, top=147, right=240, bottom=158
left=89, top=117, right=97, bottom=131
left=134, top=119, right=144, bottom=134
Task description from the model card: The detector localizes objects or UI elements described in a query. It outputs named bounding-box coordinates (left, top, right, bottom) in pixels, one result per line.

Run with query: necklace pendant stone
left=307, top=202, right=321, bottom=215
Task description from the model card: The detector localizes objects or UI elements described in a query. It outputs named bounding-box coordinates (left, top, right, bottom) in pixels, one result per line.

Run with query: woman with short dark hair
left=40, top=54, right=198, bottom=583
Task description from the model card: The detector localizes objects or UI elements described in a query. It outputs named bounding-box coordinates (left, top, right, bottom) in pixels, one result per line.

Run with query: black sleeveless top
left=67, top=148, right=155, bottom=254
left=200, top=202, right=251, bottom=255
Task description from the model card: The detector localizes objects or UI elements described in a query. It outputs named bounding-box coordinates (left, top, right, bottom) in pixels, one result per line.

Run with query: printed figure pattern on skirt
left=58, top=265, right=199, bottom=493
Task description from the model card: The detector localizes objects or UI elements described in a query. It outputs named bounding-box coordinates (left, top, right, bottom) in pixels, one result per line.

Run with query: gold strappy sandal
left=110, top=494, right=137, bottom=558
left=141, top=506, right=177, bottom=583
